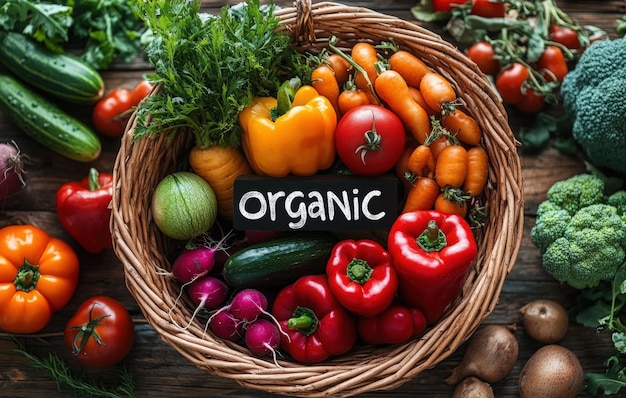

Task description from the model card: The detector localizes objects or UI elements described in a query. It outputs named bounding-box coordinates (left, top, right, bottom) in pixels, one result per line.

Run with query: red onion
left=0, top=141, right=29, bottom=199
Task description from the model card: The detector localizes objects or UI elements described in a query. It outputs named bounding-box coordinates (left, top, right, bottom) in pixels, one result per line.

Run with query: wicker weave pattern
left=111, top=1, right=524, bottom=396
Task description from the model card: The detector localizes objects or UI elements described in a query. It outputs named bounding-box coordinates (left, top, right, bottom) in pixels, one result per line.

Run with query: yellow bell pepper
left=239, top=78, right=337, bottom=177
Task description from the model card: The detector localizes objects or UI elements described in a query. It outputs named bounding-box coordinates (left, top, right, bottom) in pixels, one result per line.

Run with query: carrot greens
left=131, top=0, right=303, bottom=148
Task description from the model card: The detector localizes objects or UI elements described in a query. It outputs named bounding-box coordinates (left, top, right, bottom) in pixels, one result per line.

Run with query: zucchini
left=0, top=74, right=101, bottom=162
left=0, top=31, right=104, bottom=104
left=223, top=233, right=337, bottom=289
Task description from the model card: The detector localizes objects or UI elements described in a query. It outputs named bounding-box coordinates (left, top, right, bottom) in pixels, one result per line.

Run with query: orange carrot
left=402, top=176, right=440, bottom=213
left=395, top=140, right=418, bottom=190
left=189, top=145, right=252, bottom=220
left=427, top=136, right=451, bottom=161
left=441, top=108, right=483, bottom=146
left=375, top=69, right=431, bottom=144
left=463, top=146, right=489, bottom=197
left=312, top=64, right=340, bottom=115
left=408, top=86, right=437, bottom=116
left=389, top=50, right=431, bottom=88
left=352, top=42, right=380, bottom=104
left=434, top=189, right=468, bottom=217
left=325, top=53, right=352, bottom=86
left=420, top=72, right=457, bottom=114
left=406, top=144, right=435, bottom=178
left=434, top=145, right=468, bottom=188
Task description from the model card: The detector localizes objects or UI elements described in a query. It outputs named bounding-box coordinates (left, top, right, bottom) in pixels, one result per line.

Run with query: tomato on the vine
left=495, top=63, right=529, bottom=105
left=92, top=88, right=132, bottom=137
left=335, top=105, right=406, bottom=176
left=466, top=41, right=500, bottom=75
left=433, top=0, right=468, bottom=12
left=549, top=25, right=581, bottom=50
left=471, top=0, right=506, bottom=18
left=537, top=46, right=569, bottom=82
left=64, top=296, right=135, bottom=368
left=129, top=80, right=154, bottom=107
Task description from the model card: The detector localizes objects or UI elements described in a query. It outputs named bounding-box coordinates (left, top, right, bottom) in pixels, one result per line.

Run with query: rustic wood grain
left=1, top=0, right=624, bottom=397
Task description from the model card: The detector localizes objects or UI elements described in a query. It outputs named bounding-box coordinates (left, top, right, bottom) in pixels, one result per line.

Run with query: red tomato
left=92, top=89, right=132, bottom=137
left=64, top=296, right=135, bottom=368
left=537, top=46, right=568, bottom=82
left=514, top=89, right=546, bottom=114
left=549, top=25, right=581, bottom=50
left=466, top=41, right=500, bottom=75
left=433, top=0, right=468, bottom=12
left=495, top=63, right=529, bottom=105
left=471, top=0, right=506, bottom=18
left=130, top=80, right=154, bottom=107
left=335, top=105, right=406, bottom=176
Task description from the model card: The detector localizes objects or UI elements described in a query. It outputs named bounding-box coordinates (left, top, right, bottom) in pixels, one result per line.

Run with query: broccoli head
left=530, top=207, right=571, bottom=254
left=541, top=204, right=626, bottom=289
left=545, top=173, right=605, bottom=216
left=561, top=37, right=626, bottom=174
left=607, top=190, right=626, bottom=220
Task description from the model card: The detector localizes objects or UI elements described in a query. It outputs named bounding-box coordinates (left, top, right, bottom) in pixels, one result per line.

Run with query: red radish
left=188, top=276, right=229, bottom=310
left=0, top=141, right=29, bottom=200
left=168, top=231, right=232, bottom=283
left=209, top=309, right=243, bottom=341
left=244, top=318, right=281, bottom=365
left=229, top=288, right=270, bottom=322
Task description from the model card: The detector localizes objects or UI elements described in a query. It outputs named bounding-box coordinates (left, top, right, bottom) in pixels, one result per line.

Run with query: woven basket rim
left=110, top=1, right=524, bottom=396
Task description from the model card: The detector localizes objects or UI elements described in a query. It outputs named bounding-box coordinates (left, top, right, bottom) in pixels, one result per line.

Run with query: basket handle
left=292, top=0, right=315, bottom=45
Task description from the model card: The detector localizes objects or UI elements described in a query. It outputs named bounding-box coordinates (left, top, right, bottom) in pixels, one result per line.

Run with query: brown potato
left=519, top=299, right=569, bottom=343
left=519, top=344, right=583, bottom=398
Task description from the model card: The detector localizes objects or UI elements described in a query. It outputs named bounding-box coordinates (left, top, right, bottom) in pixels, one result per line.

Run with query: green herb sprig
left=13, top=338, right=135, bottom=398
left=132, top=0, right=303, bottom=149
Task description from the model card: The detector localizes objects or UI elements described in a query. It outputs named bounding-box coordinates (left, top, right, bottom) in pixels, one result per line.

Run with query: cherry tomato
left=537, top=46, right=569, bottom=82
left=92, top=89, right=132, bottom=137
left=129, top=80, right=154, bottom=107
left=64, top=296, right=135, bottom=368
left=549, top=25, right=581, bottom=50
left=338, top=88, right=370, bottom=115
left=495, top=63, right=529, bottom=105
left=433, top=0, right=468, bottom=12
left=335, top=105, right=406, bottom=176
left=466, top=41, right=500, bottom=75
left=514, top=89, right=546, bottom=114
left=471, top=0, right=506, bottom=18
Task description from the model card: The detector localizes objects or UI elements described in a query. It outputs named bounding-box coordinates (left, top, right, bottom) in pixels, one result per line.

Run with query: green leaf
left=586, top=356, right=626, bottom=395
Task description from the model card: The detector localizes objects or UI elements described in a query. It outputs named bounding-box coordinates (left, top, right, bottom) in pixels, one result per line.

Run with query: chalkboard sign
left=233, top=174, right=398, bottom=231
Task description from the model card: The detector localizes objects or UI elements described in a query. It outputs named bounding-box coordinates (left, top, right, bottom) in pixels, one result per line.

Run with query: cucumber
left=223, top=233, right=337, bottom=290
left=0, top=31, right=104, bottom=104
left=0, top=74, right=101, bottom=162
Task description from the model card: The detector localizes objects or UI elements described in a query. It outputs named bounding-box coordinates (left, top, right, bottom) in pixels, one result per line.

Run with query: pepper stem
left=88, top=167, right=101, bottom=191
left=13, top=259, right=40, bottom=292
left=287, top=306, right=319, bottom=336
left=272, top=77, right=301, bottom=121
left=417, top=220, right=447, bottom=252
left=347, top=258, right=373, bottom=284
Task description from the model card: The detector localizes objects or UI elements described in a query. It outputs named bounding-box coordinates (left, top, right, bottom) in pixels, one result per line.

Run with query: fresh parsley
left=131, top=0, right=304, bottom=148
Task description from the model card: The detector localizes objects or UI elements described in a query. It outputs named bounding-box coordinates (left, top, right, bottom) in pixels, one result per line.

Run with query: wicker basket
left=111, top=1, right=524, bottom=396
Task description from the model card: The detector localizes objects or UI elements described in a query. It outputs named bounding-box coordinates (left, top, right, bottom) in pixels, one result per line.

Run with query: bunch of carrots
left=311, top=37, right=490, bottom=219
left=188, top=36, right=490, bottom=223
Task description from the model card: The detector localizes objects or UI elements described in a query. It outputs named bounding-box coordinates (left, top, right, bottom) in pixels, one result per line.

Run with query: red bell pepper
left=56, top=168, right=113, bottom=254
left=326, top=239, right=398, bottom=317
left=272, top=274, right=357, bottom=363
left=357, top=302, right=427, bottom=345
left=387, top=210, right=477, bottom=325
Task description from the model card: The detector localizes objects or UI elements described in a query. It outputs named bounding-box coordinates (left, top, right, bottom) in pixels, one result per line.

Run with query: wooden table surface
left=1, top=0, right=625, bottom=397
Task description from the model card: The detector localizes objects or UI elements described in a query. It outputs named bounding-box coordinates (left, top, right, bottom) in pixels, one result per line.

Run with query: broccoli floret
left=607, top=190, right=626, bottom=219
left=530, top=208, right=571, bottom=254
left=542, top=204, right=626, bottom=289
left=561, top=37, right=626, bottom=174
left=545, top=173, right=605, bottom=216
